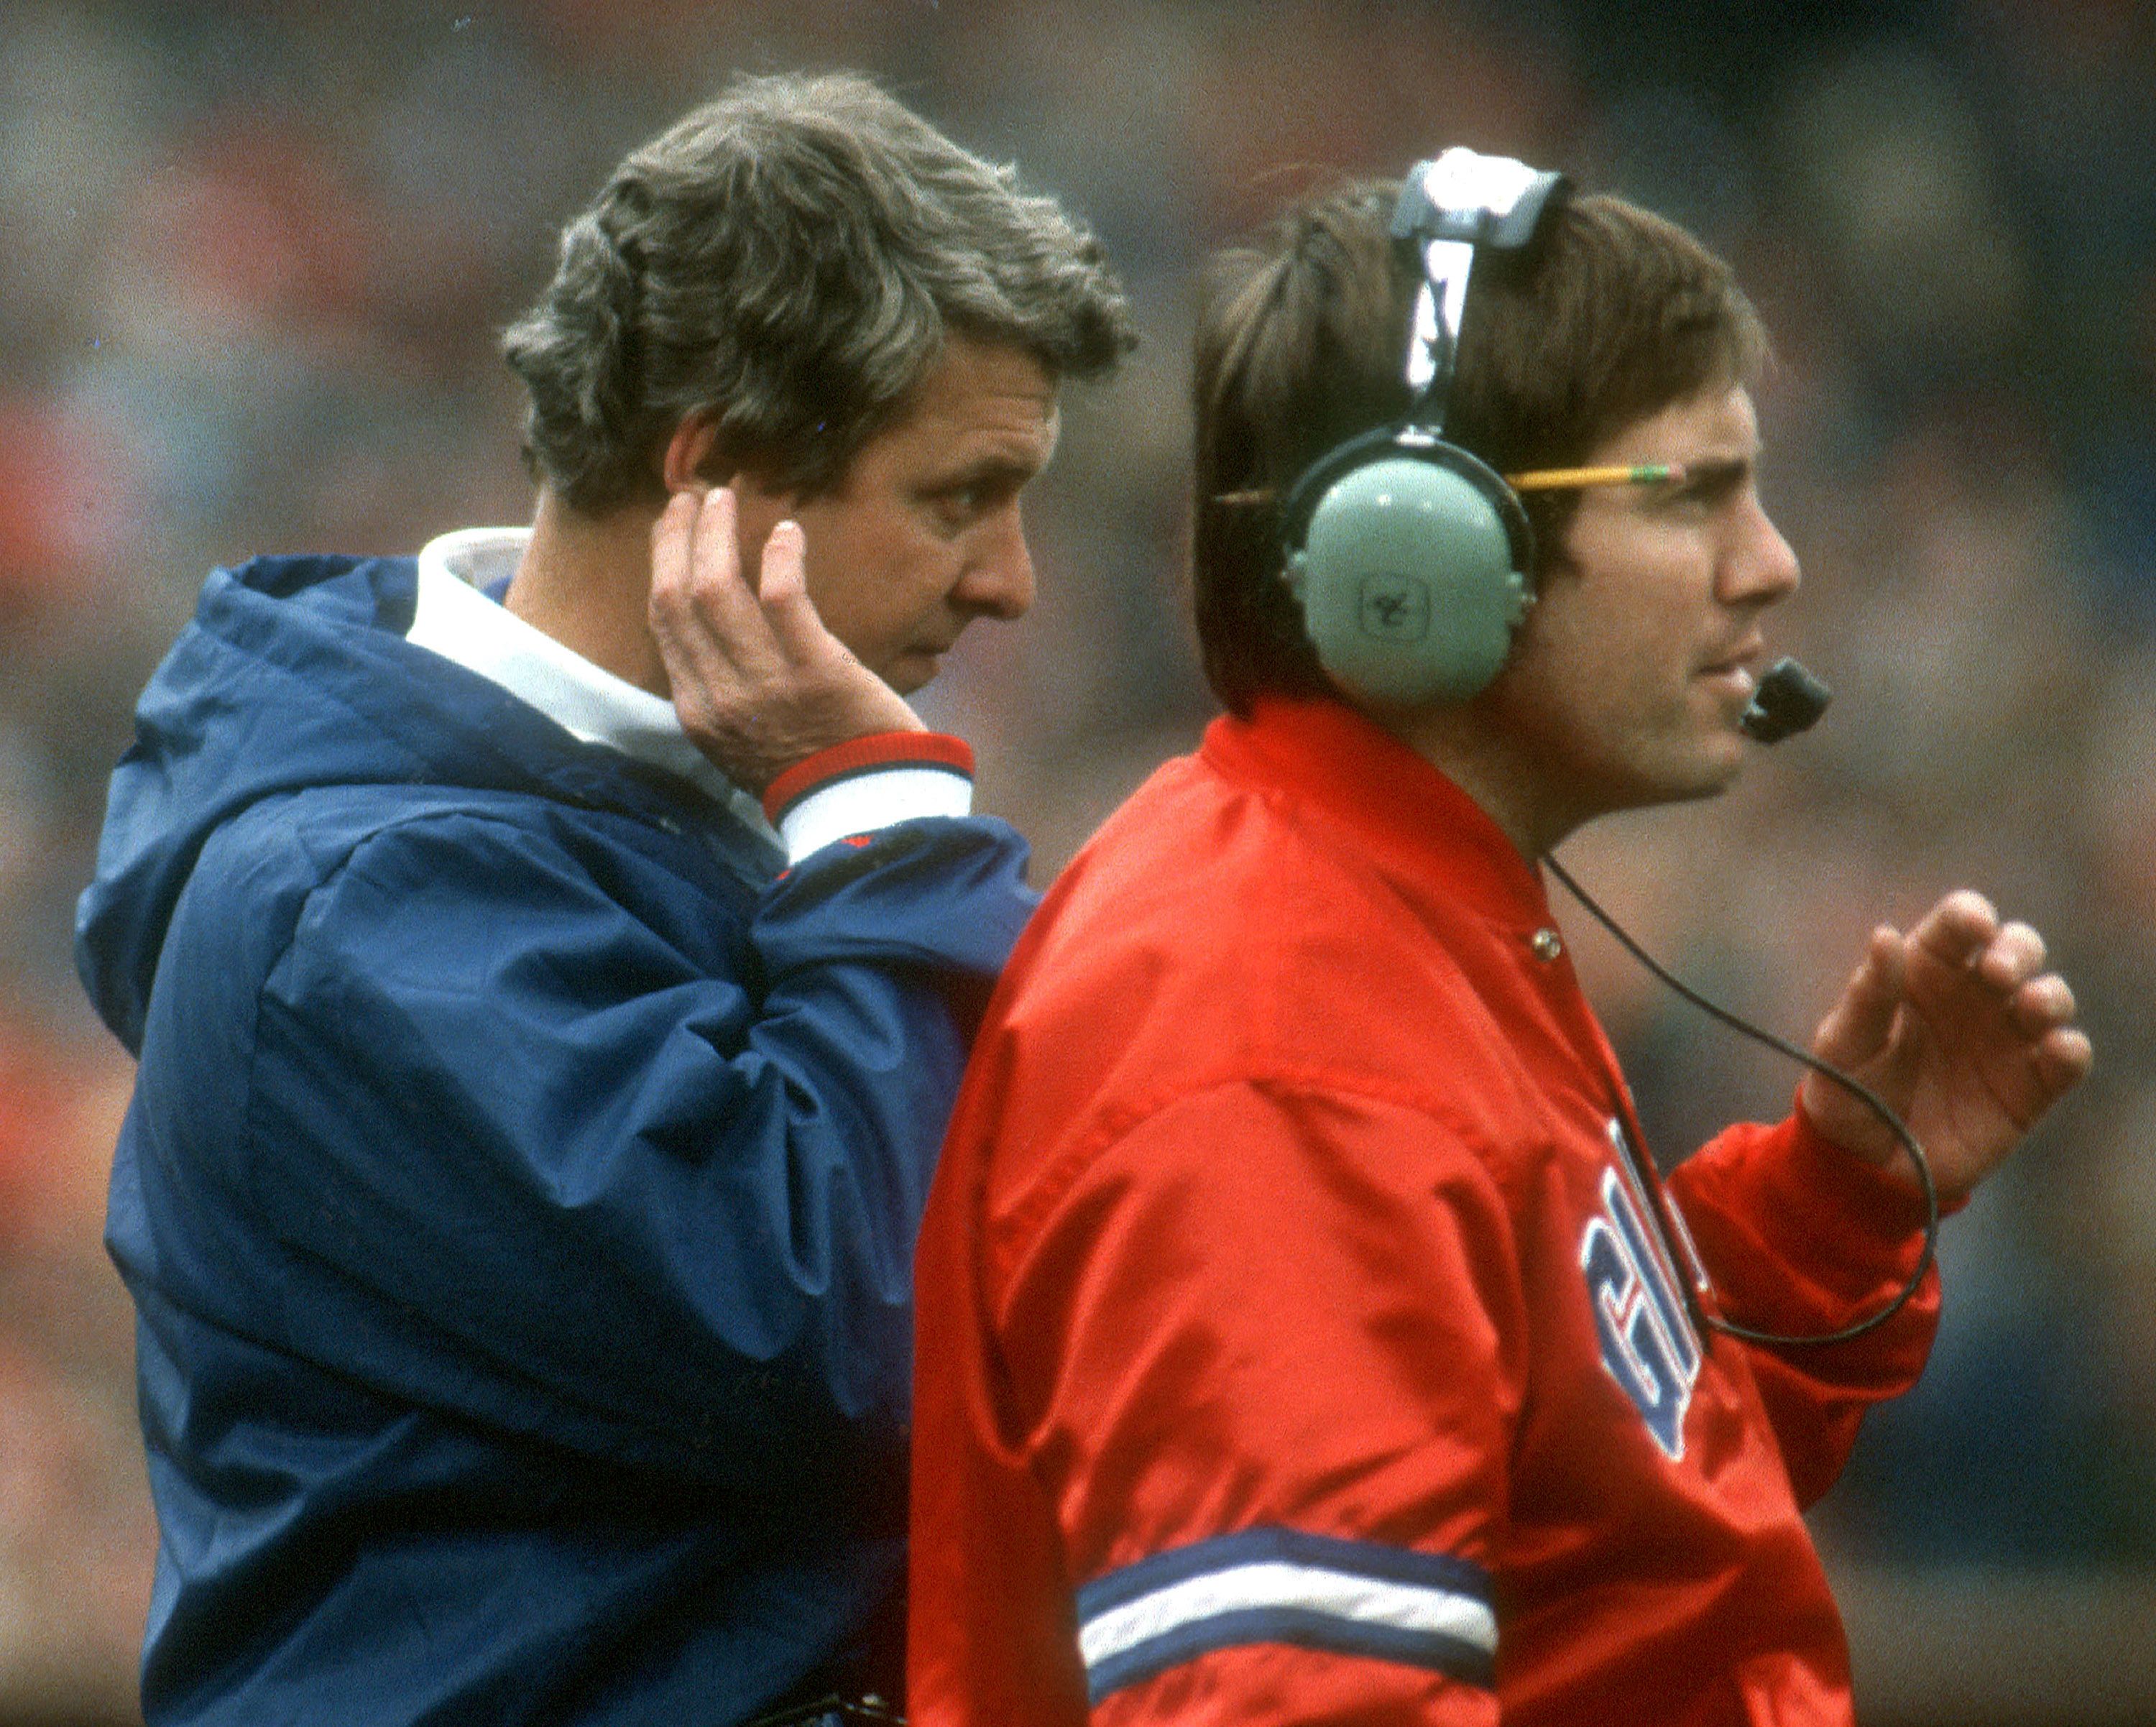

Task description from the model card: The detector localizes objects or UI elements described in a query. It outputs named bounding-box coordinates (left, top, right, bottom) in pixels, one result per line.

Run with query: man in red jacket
left=905, top=157, right=2091, bottom=1726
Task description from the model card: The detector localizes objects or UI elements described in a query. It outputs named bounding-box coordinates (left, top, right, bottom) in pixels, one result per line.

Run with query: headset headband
left=1388, top=149, right=1570, bottom=433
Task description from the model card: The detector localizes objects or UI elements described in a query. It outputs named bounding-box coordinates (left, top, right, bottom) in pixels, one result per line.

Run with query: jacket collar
left=1201, top=695, right=1554, bottom=934
left=410, top=527, right=775, bottom=843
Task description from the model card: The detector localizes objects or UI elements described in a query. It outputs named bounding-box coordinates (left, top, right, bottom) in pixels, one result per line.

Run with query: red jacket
left=908, top=697, right=1938, bottom=1726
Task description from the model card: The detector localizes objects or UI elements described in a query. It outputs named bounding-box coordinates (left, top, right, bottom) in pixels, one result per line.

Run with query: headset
left=1277, top=147, right=1565, bottom=708
left=1277, top=145, right=1833, bottom=740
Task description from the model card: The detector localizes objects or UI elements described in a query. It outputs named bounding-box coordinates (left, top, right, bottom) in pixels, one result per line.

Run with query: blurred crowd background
left=0, top=1, right=2150, bottom=1721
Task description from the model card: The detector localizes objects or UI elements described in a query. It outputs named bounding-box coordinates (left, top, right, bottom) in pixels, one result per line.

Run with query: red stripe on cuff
left=762, top=732, right=975, bottom=824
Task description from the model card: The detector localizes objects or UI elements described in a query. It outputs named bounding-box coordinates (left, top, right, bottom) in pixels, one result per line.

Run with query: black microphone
left=1739, top=657, right=1830, bottom=743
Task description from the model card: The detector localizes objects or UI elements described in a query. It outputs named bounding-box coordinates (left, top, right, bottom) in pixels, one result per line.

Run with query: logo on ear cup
left=1358, top=575, right=1430, bottom=643
left=1282, top=448, right=1534, bottom=707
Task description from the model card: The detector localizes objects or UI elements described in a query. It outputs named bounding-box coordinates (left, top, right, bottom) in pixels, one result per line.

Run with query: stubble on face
left=1485, top=382, right=1800, bottom=844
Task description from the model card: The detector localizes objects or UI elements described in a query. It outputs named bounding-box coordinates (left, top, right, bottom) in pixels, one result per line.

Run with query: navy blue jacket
left=74, top=553, right=1036, bottom=1725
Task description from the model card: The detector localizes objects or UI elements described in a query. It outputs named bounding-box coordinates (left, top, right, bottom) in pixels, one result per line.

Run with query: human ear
left=660, top=412, right=728, bottom=494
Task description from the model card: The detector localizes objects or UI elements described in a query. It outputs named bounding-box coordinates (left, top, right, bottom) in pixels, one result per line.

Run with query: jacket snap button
left=1531, top=927, right=1563, bottom=962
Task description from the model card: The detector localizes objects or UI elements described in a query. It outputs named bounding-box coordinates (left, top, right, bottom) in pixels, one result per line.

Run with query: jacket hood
left=75, top=553, right=717, bottom=1054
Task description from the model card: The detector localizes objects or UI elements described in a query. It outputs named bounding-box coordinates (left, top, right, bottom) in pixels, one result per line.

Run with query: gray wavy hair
left=502, top=70, right=1135, bottom=513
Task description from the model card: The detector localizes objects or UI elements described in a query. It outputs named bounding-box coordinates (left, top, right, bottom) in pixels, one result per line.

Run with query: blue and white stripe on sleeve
left=1073, top=1526, right=1496, bottom=1705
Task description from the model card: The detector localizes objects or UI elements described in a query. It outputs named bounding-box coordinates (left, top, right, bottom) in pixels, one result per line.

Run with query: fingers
left=1800, top=926, right=1915, bottom=1166
left=1910, top=893, right=2081, bottom=1047
left=2009, top=970, right=2076, bottom=1038
left=1907, top=890, right=2093, bottom=1114
left=753, top=517, right=855, bottom=667
left=648, top=489, right=696, bottom=617
left=1977, top=919, right=2047, bottom=991
left=1907, top=888, right=1999, bottom=971
left=1803, top=889, right=2093, bottom=1199
left=1970, top=916, right=2076, bottom=1048
left=652, top=487, right=788, bottom=676
left=645, top=484, right=924, bottom=789
left=1812, top=924, right=1907, bottom=1069
left=650, top=487, right=719, bottom=653
left=2036, top=1026, right=2096, bottom=1095
left=652, top=490, right=844, bottom=673
left=755, top=516, right=803, bottom=605
left=2008, top=972, right=2090, bottom=1112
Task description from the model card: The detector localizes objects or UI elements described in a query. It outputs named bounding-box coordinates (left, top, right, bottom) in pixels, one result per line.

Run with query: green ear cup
left=1286, top=453, right=1531, bottom=706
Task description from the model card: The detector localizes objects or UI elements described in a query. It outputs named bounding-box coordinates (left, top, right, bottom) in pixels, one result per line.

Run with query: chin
left=1664, top=773, right=1738, bottom=808
left=883, top=658, right=936, bottom=698
left=1680, top=752, right=1749, bottom=803
left=1622, top=737, right=1748, bottom=810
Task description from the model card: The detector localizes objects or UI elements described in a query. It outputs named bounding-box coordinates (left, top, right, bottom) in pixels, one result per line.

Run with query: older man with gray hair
left=76, top=70, right=1131, bottom=1727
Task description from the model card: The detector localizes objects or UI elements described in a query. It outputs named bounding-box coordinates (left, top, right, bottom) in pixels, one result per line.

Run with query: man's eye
left=1676, top=465, right=1747, bottom=508
left=931, top=481, right=1002, bottom=528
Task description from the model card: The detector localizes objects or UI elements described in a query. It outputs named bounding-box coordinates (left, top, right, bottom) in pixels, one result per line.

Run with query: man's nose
left=1723, top=498, right=1800, bottom=607
left=958, top=507, right=1036, bottom=620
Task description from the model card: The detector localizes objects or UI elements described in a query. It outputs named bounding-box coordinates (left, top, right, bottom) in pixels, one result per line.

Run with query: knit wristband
left=762, top=732, right=976, bottom=863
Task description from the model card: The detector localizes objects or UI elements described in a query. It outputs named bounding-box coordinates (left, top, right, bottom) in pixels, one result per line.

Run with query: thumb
left=1812, top=925, right=1907, bottom=1072
left=1801, top=926, right=1922, bottom=1162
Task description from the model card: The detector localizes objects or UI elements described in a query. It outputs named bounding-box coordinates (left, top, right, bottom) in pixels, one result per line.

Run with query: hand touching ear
left=1799, top=890, right=2092, bottom=1203
left=648, top=487, right=923, bottom=793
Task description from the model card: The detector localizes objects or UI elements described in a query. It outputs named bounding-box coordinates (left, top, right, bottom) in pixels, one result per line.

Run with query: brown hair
left=1192, top=178, right=1768, bottom=714
left=503, top=70, right=1134, bottom=514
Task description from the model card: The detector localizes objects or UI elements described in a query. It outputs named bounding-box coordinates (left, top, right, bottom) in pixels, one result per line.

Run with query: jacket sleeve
left=175, top=800, right=1033, bottom=1486
left=987, top=1081, right=1519, bottom=1727
left=1667, top=1109, right=1941, bottom=1506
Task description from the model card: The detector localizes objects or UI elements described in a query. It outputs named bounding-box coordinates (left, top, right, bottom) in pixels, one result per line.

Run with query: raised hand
left=648, top=486, right=924, bottom=793
left=1798, top=890, right=2093, bottom=1203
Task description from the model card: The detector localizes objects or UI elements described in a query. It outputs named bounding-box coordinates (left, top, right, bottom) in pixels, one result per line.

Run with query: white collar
left=407, top=526, right=776, bottom=843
